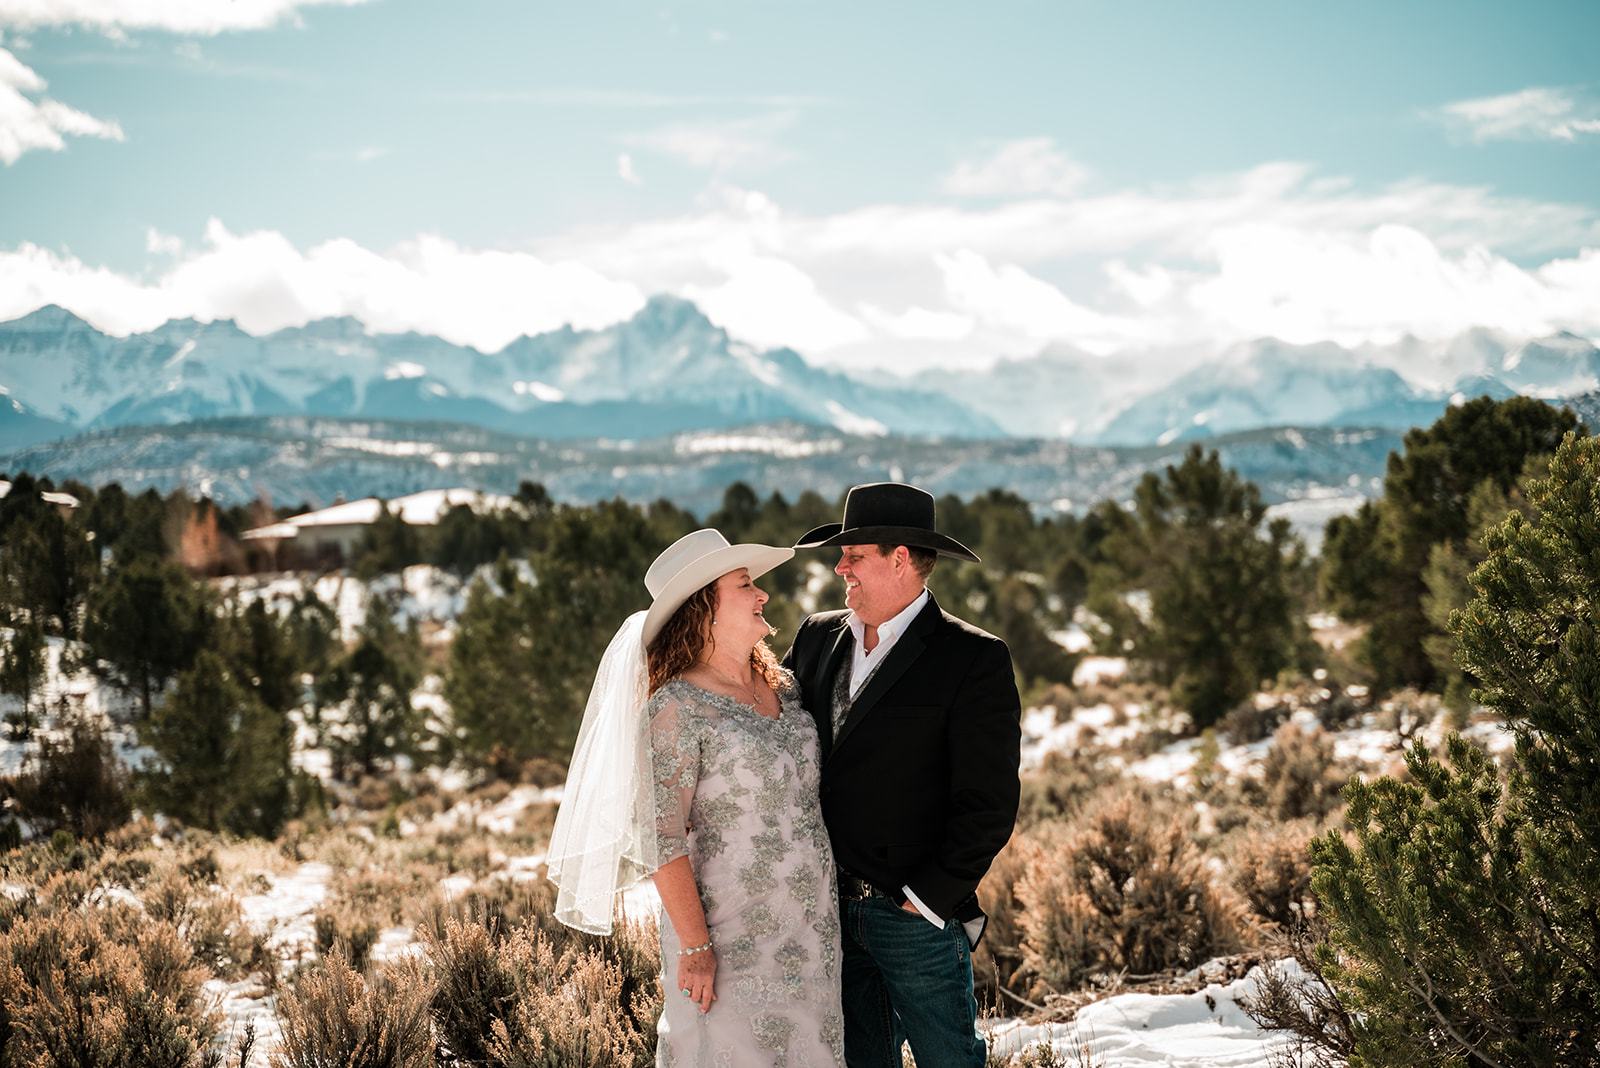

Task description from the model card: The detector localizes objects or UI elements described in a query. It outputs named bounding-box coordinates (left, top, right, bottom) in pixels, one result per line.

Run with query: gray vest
left=830, top=635, right=886, bottom=741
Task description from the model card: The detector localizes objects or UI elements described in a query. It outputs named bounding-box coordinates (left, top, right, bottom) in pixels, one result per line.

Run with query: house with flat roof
left=242, top=488, right=515, bottom=562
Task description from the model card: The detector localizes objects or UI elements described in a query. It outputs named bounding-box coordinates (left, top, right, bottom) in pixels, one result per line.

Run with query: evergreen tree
left=220, top=598, right=301, bottom=714
left=0, top=490, right=95, bottom=638
left=140, top=650, right=295, bottom=836
left=707, top=481, right=760, bottom=541
left=1419, top=464, right=1540, bottom=710
left=430, top=501, right=506, bottom=574
left=928, top=567, right=1073, bottom=690
left=1320, top=396, right=1577, bottom=692
left=80, top=557, right=210, bottom=717
left=1091, top=446, right=1305, bottom=726
left=1307, top=431, right=1600, bottom=1065
left=353, top=501, right=423, bottom=578
left=78, top=483, right=169, bottom=563
left=446, top=501, right=662, bottom=770
left=332, top=600, right=423, bottom=776
left=0, top=608, right=48, bottom=736
left=284, top=588, right=341, bottom=720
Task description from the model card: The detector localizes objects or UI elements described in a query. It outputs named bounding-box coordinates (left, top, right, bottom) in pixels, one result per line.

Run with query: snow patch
left=985, top=959, right=1301, bottom=1067
left=823, top=400, right=888, bottom=437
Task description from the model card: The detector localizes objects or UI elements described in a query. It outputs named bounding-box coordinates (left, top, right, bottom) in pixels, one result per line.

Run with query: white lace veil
left=546, top=610, right=658, bottom=934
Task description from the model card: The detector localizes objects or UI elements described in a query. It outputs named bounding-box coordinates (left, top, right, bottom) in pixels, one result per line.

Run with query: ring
left=681, top=988, right=693, bottom=997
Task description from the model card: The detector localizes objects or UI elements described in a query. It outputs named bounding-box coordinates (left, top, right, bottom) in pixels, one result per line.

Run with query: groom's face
left=835, top=544, right=904, bottom=624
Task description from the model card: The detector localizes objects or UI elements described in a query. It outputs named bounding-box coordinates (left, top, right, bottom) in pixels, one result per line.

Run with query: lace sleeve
left=649, top=689, right=700, bottom=867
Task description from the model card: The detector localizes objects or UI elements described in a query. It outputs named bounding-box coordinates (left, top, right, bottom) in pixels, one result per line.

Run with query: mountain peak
left=3, top=304, right=96, bottom=332
left=271, top=316, right=370, bottom=341
left=145, top=316, right=249, bottom=340
left=629, top=294, right=717, bottom=336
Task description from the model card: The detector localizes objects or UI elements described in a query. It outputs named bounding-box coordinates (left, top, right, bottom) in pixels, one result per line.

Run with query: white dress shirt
left=844, top=588, right=949, bottom=930
left=845, top=587, right=929, bottom=699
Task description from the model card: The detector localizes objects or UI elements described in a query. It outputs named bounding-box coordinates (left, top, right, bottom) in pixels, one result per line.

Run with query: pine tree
left=353, top=501, right=422, bottom=579
left=80, top=557, right=209, bottom=717
left=1306, top=430, right=1600, bottom=1065
left=0, top=608, right=48, bottom=736
left=445, top=502, right=663, bottom=771
left=0, top=491, right=96, bottom=638
left=332, top=599, right=423, bottom=776
left=1320, top=396, right=1577, bottom=693
left=220, top=598, right=302, bottom=715
left=139, top=650, right=294, bottom=836
left=284, top=588, right=341, bottom=720
left=1090, top=446, right=1306, bottom=726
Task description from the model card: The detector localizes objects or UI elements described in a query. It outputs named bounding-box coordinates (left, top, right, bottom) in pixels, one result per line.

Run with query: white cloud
left=0, top=0, right=375, bottom=35
left=145, top=227, right=183, bottom=255
left=625, top=111, right=796, bottom=173
left=683, top=254, right=870, bottom=354
left=943, top=137, right=1088, bottom=198
left=1178, top=222, right=1600, bottom=345
left=1438, top=86, right=1600, bottom=143
left=0, top=46, right=123, bottom=163
left=3, top=163, right=1598, bottom=372
left=935, top=250, right=1139, bottom=351
left=0, top=220, right=646, bottom=352
left=617, top=151, right=641, bottom=186
left=857, top=303, right=974, bottom=342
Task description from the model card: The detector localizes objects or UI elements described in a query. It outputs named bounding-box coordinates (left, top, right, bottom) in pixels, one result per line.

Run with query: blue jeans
left=840, top=896, right=985, bottom=1068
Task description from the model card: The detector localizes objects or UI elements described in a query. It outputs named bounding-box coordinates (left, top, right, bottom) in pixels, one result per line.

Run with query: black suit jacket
left=782, top=593, right=1022, bottom=930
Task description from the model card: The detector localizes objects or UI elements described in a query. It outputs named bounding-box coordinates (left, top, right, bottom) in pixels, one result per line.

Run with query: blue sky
left=2, top=0, right=1597, bottom=369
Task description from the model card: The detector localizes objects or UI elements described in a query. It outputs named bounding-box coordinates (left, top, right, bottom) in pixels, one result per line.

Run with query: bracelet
left=678, top=940, right=714, bottom=957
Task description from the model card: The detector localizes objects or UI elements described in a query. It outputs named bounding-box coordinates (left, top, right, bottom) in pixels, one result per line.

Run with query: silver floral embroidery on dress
left=649, top=671, right=843, bottom=1067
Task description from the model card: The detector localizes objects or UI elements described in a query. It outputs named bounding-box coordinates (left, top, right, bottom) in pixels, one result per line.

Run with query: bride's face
left=711, top=568, right=771, bottom=649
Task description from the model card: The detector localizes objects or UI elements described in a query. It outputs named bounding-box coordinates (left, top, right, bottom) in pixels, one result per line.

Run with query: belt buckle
left=837, top=873, right=880, bottom=901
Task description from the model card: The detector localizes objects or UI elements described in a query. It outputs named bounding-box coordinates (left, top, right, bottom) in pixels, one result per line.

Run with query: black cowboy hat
left=794, top=482, right=979, bottom=562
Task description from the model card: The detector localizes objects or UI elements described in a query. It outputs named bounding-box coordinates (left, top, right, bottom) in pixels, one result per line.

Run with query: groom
left=783, top=482, right=1022, bottom=1068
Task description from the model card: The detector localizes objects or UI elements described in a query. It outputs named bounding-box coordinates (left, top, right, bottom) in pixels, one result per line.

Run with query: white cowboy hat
left=642, top=529, right=793, bottom=647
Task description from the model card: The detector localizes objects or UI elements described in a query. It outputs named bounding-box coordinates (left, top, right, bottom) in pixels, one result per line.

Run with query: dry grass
left=274, top=952, right=435, bottom=1068
left=0, top=889, right=220, bottom=1067
left=1228, top=820, right=1318, bottom=929
left=423, top=904, right=660, bottom=1068
left=1257, top=722, right=1347, bottom=822
left=1017, top=793, right=1250, bottom=996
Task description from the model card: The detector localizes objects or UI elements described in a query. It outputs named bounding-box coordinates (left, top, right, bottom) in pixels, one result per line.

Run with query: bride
left=548, top=529, right=843, bottom=1067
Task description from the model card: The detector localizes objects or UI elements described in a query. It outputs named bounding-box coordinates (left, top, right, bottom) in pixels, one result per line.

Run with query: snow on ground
left=1073, top=655, right=1128, bottom=688
left=419, top=782, right=563, bottom=837
left=219, top=561, right=535, bottom=642
left=985, top=960, right=1301, bottom=1067
left=1048, top=622, right=1094, bottom=654
left=1020, top=704, right=1142, bottom=771
left=0, top=633, right=150, bottom=789
left=205, top=976, right=280, bottom=1068
left=238, top=861, right=332, bottom=963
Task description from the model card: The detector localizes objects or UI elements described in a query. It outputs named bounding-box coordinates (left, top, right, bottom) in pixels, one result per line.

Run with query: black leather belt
left=837, top=871, right=892, bottom=901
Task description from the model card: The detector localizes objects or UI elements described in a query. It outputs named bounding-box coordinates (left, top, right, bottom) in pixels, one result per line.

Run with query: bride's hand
left=676, top=948, right=717, bottom=1014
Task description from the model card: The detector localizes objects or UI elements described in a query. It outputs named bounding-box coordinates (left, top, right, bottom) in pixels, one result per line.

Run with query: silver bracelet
left=678, top=940, right=713, bottom=956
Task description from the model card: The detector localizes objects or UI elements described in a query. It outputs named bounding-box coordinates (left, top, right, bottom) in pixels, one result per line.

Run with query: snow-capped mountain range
left=923, top=332, right=1600, bottom=446
left=0, top=296, right=998, bottom=450
left=1, top=297, right=1596, bottom=452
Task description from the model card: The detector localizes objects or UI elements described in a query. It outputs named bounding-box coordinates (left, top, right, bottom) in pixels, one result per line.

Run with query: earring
left=712, top=617, right=718, bottom=624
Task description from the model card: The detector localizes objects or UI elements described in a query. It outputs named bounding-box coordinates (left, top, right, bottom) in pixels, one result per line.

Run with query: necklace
left=700, top=659, right=774, bottom=716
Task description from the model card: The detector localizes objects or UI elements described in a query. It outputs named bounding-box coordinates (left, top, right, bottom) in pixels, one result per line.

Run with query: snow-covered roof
left=242, top=488, right=514, bottom=539
left=0, top=481, right=80, bottom=508
left=241, top=522, right=299, bottom=541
